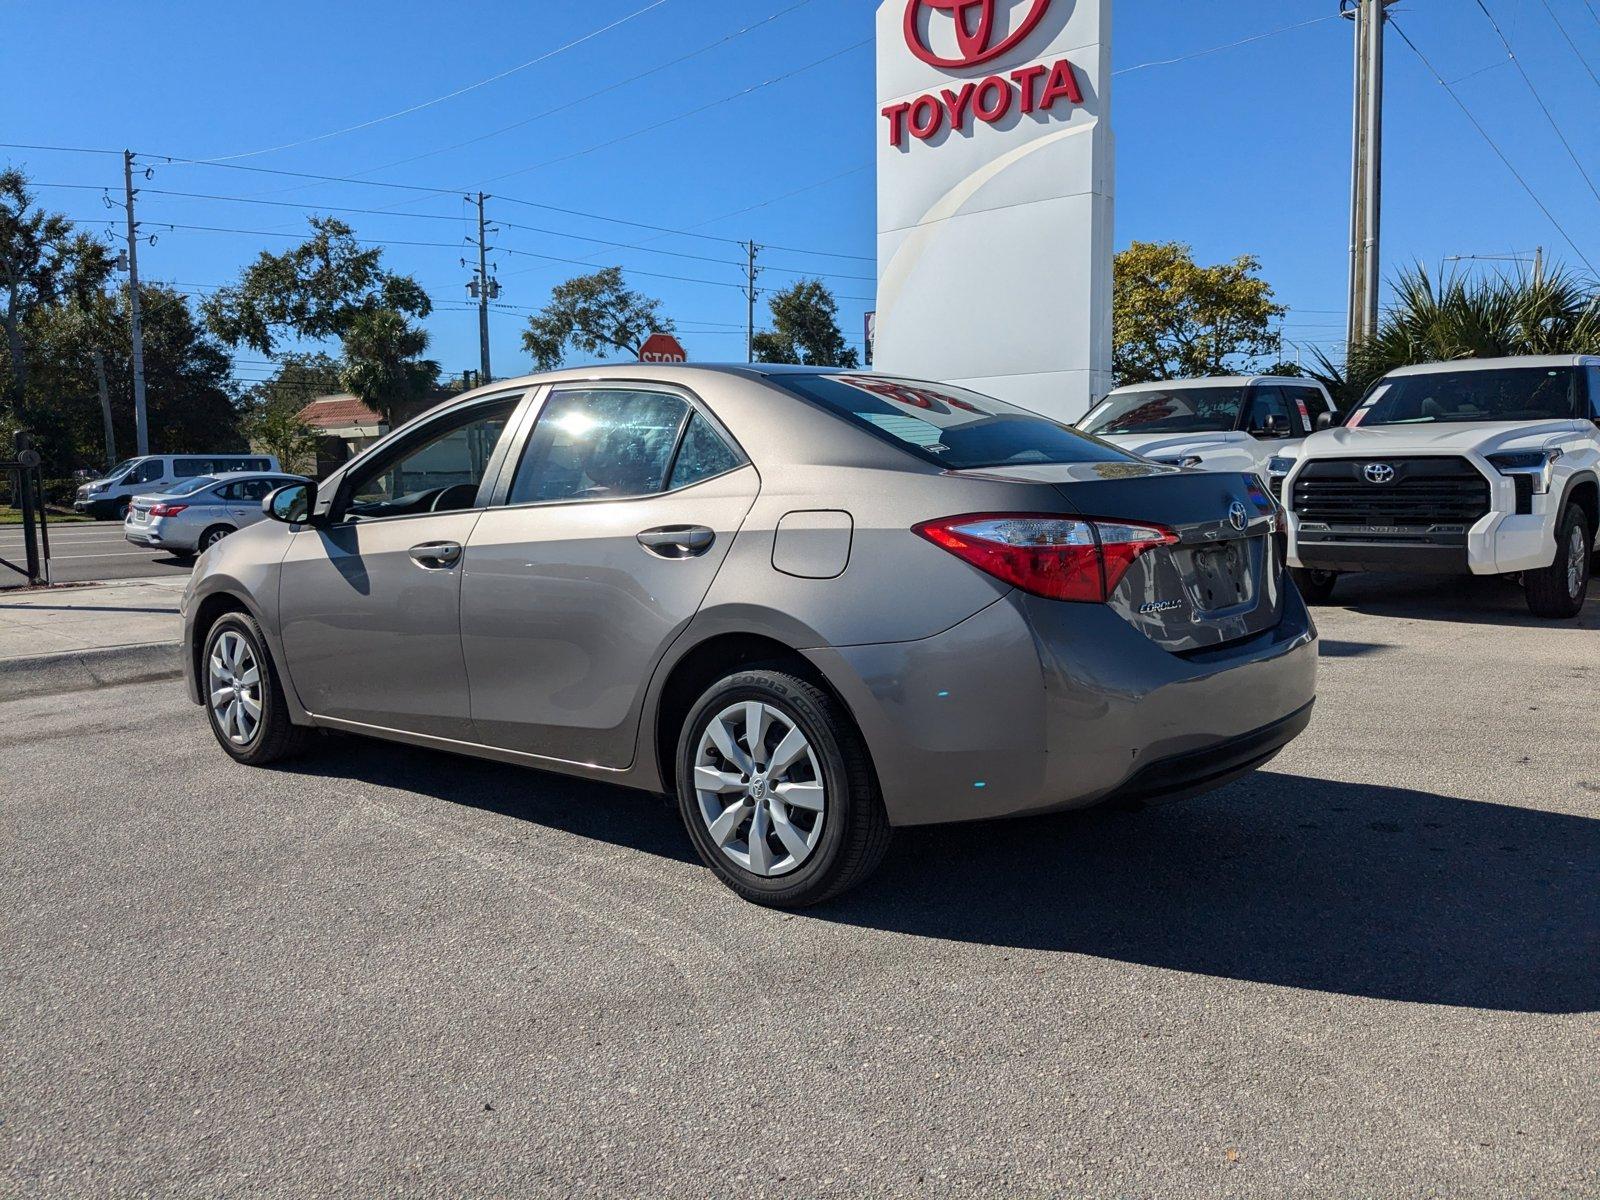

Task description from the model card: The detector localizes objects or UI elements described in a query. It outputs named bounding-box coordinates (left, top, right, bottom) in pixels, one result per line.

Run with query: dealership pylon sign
left=875, top=0, right=1113, bottom=419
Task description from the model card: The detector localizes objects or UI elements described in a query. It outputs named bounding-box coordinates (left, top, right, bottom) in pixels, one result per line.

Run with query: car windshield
left=161, top=475, right=219, bottom=497
left=1353, top=366, right=1579, bottom=426
left=766, top=374, right=1137, bottom=470
left=1079, top=386, right=1247, bottom=435
left=105, top=459, right=140, bottom=479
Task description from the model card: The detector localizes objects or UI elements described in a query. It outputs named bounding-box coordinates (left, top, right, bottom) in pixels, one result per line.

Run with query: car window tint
left=234, top=479, right=273, bottom=502
left=345, top=399, right=517, bottom=520
left=130, top=460, right=163, bottom=483
left=1587, top=367, right=1600, bottom=419
left=509, top=389, right=689, bottom=505
left=668, top=413, right=741, bottom=490
left=1243, top=386, right=1293, bottom=434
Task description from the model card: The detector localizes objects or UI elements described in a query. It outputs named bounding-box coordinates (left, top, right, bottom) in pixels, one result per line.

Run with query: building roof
left=297, top=394, right=381, bottom=431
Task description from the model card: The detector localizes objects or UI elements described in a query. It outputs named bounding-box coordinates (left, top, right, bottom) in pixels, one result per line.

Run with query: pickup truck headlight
left=1487, top=449, right=1562, bottom=494
left=1266, top=456, right=1297, bottom=478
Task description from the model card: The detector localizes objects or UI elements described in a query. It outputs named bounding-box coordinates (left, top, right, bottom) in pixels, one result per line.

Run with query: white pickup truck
left=1079, top=376, right=1338, bottom=475
left=1273, top=356, right=1599, bottom=619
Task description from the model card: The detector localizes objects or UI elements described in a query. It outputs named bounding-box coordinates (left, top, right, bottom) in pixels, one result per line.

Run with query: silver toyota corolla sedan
left=181, top=365, right=1317, bottom=907
left=125, top=472, right=309, bottom=557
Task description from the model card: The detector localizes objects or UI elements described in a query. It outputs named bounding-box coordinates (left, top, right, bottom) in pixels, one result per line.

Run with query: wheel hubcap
left=208, top=630, right=262, bottom=746
left=1567, top=525, right=1586, bottom=599
left=694, top=701, right=825, bottom=878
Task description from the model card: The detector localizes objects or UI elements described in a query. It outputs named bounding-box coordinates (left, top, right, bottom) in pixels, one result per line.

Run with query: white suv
left=1079, top=376, right=1338, bottom=476
left=1274, top=355, right=1599, bottom=618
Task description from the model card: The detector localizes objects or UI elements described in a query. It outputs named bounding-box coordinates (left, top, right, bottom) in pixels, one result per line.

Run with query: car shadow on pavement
left=826, top=770, right=1600, bottom=1015
left=1324, top=571, right=1600, bottom=630
left=278, top=738, right=1598, bottom=1015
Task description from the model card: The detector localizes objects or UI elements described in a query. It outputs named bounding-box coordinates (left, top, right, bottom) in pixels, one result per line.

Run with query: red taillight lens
left=149, top=502, right=188, bottom=518
left=913, top=513, right=1178, bottom=603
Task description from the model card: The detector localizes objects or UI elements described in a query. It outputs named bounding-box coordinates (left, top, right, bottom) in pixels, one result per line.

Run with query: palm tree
left=337, top=308, right=440, bottom=426
left=1336, top=264, right=1600, bottom=405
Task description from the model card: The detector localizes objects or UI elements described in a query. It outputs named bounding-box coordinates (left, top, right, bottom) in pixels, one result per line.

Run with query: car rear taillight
left=913, top=513, right=1179, bottom=603
left=149, top=502, right=188, bottom=518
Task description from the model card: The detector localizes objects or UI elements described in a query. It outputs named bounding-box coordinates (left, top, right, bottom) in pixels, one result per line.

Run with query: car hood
left=1306, top=420, right=1584, bottom=457
left=1097, top=431, right=1253, bottom=458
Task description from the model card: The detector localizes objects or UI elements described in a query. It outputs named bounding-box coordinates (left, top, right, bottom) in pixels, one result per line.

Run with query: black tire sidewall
left=675, top=672, right=856, bottom=904
left=202, top=613, right=274, bottom=761
left=201, top=526, right=232, bottom=551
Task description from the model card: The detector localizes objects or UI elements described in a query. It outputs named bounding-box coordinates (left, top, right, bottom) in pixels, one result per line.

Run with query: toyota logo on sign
left=1363, top=463, right=1397, bottom=485
left=903, top=0, right=1053, bottom=69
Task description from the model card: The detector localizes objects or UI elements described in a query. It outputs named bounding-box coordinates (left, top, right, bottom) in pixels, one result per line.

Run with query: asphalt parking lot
left=3, top=573, right=1596, bottom=1197
left=0, top=521, right=194, bottom=585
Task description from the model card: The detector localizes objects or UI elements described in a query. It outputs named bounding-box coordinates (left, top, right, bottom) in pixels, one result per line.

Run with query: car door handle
left=637, top=525, right=715, bottom=558
left=409, top=540, right=463, bottom=569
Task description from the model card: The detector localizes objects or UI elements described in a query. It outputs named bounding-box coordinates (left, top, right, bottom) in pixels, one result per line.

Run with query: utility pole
left=1344, top=0, right=1393, bottom=351
left=744, top=240, right=760, bottom=362
left=123, top=150, right=150, bottom=456
left=472, top=192, right=495, bottom=384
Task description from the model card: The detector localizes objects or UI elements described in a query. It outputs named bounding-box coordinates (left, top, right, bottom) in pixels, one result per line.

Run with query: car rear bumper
left=806, top=585, right=1318, bottom=827
left=124, top=525, right=158, bottom=547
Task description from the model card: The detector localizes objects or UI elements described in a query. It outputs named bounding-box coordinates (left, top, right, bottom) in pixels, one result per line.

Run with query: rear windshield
left=163, top=475, right=220, bottom=497
left=766, top=374, right=1137, bottom=470
left=1353, top=366, right=1580, bottom=426
left=1079, top=386, right=1247, bottom=435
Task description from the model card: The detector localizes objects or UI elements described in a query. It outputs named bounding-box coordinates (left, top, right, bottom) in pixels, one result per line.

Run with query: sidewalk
left=0, top=576, right=187, bottom=699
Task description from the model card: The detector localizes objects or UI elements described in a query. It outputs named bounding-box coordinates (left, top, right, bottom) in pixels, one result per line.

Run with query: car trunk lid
left=958, top=464, right=1285, bottom=653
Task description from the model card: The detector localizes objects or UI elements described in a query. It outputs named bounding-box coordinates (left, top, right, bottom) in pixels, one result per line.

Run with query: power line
left=187, top=0, right=671, bottom=163
left=1471, top=0, right=1600, bottom=210
left=1531, top=0, right=1600, bottom=91
left=1390, top=17, right=1596, bottom=274
left=1113, top=13, right=1340, bottom=76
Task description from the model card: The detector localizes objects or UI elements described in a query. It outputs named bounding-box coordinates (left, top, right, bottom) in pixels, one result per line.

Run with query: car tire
left=1525, top=503, right=1592, bottom=619
left=675, top=668, right=891, bottom=909
left=1290, top=567, right=1339, bottom=604
left=202, top=612, right=314, bottom=765
left=198, top=525, right=234, bottom=552
left=114, top=500, right=131, bottom=522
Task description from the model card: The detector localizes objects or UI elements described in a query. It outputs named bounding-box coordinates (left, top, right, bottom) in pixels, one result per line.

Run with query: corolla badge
left=1139, top=599, right=1184, bottom=615
left=1228, top=500, right=1249, bottom=532
left=1364, top=463, right=1396, bottom=484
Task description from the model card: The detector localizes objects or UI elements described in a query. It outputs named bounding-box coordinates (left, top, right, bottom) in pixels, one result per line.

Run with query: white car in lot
left=124, top=472, right=308, bottom=558
left=1275, top=355, right=1599, bottom=618
left=1078, top=376, right=1338, bottom=475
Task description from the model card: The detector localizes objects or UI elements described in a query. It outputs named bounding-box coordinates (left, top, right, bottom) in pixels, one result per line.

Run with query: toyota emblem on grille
left=1364, top=463, right=1397, bottom=484
left=1228, top=500, right=1249, bottom=532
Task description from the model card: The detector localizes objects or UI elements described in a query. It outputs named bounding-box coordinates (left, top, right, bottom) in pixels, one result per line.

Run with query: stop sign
left=638, top=332, right=688, bottom=363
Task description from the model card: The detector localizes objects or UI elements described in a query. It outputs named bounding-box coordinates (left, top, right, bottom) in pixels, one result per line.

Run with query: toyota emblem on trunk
left=1228, top=500, right=1249, bottom=532
left=1364, top=463, right=1397, bottom=484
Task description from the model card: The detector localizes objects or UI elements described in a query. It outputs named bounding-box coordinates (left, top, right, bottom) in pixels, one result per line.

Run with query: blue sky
left=5, top=0, right=1600, bottom=390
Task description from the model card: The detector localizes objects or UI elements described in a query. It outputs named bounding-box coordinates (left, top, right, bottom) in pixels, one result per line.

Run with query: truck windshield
left=766, top=374, right=1137, bottom=470
left=1079, top=387, right=1246, bottom=435
left=1354, top=366, right=1579, bottom=426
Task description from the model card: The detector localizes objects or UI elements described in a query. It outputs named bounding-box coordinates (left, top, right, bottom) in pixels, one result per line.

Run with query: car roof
left=1107, top=375, right=1314, bottom=393
left=1385, top=354, right=1599, bottom=377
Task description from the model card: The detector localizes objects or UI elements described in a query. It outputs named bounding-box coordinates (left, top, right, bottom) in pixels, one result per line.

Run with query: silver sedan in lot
left=125, top=472, right=309, bottom=558
left=180, top=365, right=1317, bottom=907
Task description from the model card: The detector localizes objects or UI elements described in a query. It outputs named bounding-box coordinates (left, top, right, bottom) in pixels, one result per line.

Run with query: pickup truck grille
left=1291, top=457, right=1491, bottom=527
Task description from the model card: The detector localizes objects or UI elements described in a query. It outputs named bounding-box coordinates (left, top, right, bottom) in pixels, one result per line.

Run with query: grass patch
left=0, top=508, right=93, bottom=524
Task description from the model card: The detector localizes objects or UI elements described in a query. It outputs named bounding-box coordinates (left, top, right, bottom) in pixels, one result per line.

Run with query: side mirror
left=264, top=481, right=317, bottom=525
left=1315, top=411, right=1335, bottom=431
left=1259, top=414, right=1288, bottom=437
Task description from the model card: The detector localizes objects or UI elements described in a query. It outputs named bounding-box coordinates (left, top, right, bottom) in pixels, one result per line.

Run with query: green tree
left=1113, top=240, right=1286, bottom=386
left=239, top=353, right=343, bottom=474
left=201, top=216, right=431, bottom=356
left=0, top=167, right=114, bottom=414
left=1343, top=264, right=1600, bottom=403
left=752, top=279, right=860, bottom=368
left=337, top=308, right=440, bottom=425
left=522, top=267, right=672, bottom=370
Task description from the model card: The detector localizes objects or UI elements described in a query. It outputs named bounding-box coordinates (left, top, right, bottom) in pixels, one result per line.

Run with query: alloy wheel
left=1567, top=524, right=1587, bottom=600
left=693, top=701, right=826, bottom=877
left=208, top=630, right=262, bottom=747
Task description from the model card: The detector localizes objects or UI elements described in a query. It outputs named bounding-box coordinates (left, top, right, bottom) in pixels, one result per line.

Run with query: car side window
left=508, top=388, right=690, bottom=506
left=129, top=460, right=163, bottom=484
left=233, top=479, right=274, bottom=502
left=1243, top=386, right=1293, bottom=436
left=1290, top=386, right=1330, bottom=430
left=1587, top=367, right=1600, bottom=419
left=214, top=483, right=239, bottom=500
left=342, top=398, right=519, bottom=522
left=668, top=413, right=742, bottom=490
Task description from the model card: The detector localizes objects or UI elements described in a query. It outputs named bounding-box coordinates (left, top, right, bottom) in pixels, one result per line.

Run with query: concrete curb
left=0, top=642, right=183, bottom=701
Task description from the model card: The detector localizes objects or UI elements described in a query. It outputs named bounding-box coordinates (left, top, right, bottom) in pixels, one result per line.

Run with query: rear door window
left=1587, top=367, right=1600, bottom=419
left=766, top=374, right=1136, bottom=469
left=668, top=413, right=743, bottom=490
left=508, top=388, right=691, bottom=505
